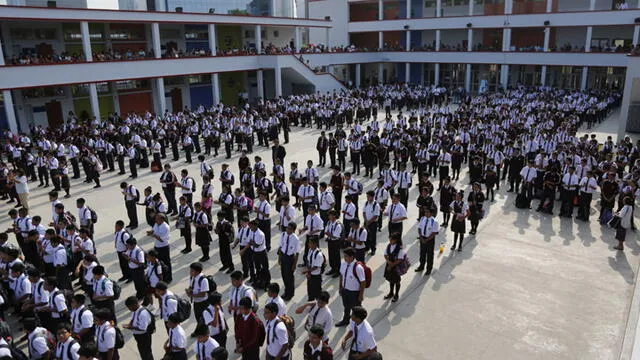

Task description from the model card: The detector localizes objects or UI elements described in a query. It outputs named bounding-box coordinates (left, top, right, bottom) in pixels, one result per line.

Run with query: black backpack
left=0, top=343, right=28, bottom=360
left=166, top=295, right=192, bottom=322
left=188, top=177, right=197, bottom=192
left=114, top=326, right=125, bottom=349
left=199, top=275, right=217, bottom=295
left=153, top=260, right=169, bottom=280
left=88, top=207, right=98, bottom=224
left=143, top=308, right=156, bottom=334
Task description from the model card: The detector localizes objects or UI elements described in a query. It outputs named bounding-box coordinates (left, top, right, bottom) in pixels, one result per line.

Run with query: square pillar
left=502, top=28, right=511, bottom=51
left=212, top=74, right=220, bottom=104
left=546, top=0, right=553, bottom=12
left=434, top=63, right=440, bottom=85
left=155, top=78, right=166, bottom=113
left=436, top=0, right=442, bottom=17
left=80, top=21, right=93, bottom=61
left=256, top=25, right=262, bottom=53
left=435, top=30, right=441, bottom=51
left=467, top=29, right=473, bottom=51
left=580, top=67, right=588, bottom=90
left=88, top=83, right=100, bottom=120
left=406, top=0, right=411, bottom=18
left=465, top=64, right=472, bottom=92
left=151, top=22, right=161, bottom=59
left=540, top=66, right=547, bottom=86
left=505, top=0, right=513, bottom=14
left=275, top=67, right=282, bottom=98
left=356, top=64, right=361, bottom=88
left=633, top=25, right=640, bottom=46
left=589, top=0, right=596, bottom=9
left=543, top=27, right=550, bottom=51
left=469, top=0, right=474, bottom=15
left=208, top=24, right=217, bottom=56
left=500, top=65, right=509, bottom=89
left=257, top=70, right=265, bottom=99
left=406, top=30, right=411, bottom=50
left=378, top=63, right=384, bottom=84
left=326, top=28, right=330, bottom=47
left=405, top=63, right=411, bottom=83
left=379, top=32, right=383, bottom=50
left=2, top=91, right=18, bottom=133
left=295, top=27, right=301, bottom=51
left=379, top=0, right=383, bottom=20
left=585, top=26, right=592, bottom=52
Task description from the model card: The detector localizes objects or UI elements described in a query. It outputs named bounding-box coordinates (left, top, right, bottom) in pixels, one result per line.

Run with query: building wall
left=309, top=0, right=348, bottom=46
left=24, top=0, right=120, bottom=9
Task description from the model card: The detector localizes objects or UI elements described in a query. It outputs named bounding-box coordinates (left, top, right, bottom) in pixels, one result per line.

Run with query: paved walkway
left=5, top=111, right=638, bottom=360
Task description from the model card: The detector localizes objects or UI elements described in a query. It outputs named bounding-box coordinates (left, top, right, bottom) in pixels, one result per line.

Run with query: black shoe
left=369, top=250, right=376, bottom=256
left=414, top=266, right=424, bottom=272
left=128, top=225, right=138, bottom=230
left=225, top=268, right=235, bottom=274
left=282, top=296, right=292, bottom=301
left=425, top=270, right=432, bottom=275
left=181, top=248, right=192, bottom=254
left=219, top=266, right=228, bottom=272
left=332, top=273, right=340, bottom=278
left=335, top=321, right=349, bottom=327
left=199, top=256, right=210, bottom=262
left=383, top=293, right=394, bottom=300
left=457, top=248, right=462, bottom=252
left=117, top=277, right=128, bottom=282
left=93, top=185, right=101, bottom=189
left=125, top=279, right=133, bottom=284
left=450, top=246, right=456, bottom=250
left=507, top=189, right=513, bottom=192
left=392, top=295, right=399, bottom=302
left=325, top=270, right=335, bottom=276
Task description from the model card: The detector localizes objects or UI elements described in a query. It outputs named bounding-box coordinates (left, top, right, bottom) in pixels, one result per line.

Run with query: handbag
left=176, top=217, right=186, bottom=229
left=395, top=255, right=411, bottom=276
left=608, top=215, right=621, bottom=229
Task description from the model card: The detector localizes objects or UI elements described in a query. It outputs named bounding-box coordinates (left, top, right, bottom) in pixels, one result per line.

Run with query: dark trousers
left=117, top=252, right=130, bottom=280
left=131, top=267, right=146, bottom=299
left=193, top=301, right=208, bottom=323
left=37, top=166, right=49, bottom=185
left=388, top=222, right=403, bottom=236
left=134, top=333, right=154, bottom=360
left=219, top=239, right=234, bottom=269
left=266, top=354, right=290, bottom=360
left=258, top=220, right=271, bottom=250
left=50, top=170, right=60, bottom=190
left=240, top=246, right=255, bottom=278
left=561, top=189, right=577, bottom=217
left=155, top=246, right=172, bottom=282
left=253, top=250, right=270, bottom=286
left=125, top=200, right=139, bottom=227
left=117, top=155, right=125, bottom=173
left=99, top=350, right=120, bottom=360
left=280, top=254, right=295, bottom=298
left=398, top=188, right=409, bottom=208
left=366, top=222, right=377, bottom=252
left=241, top=348, right=259, bottom=360
left=338, top=151, right=346, bottom=171
left=164, top=189, right=177, bottom=214
left=318, top=151, right=327, bottom=167
left=70, top=158, right=81, bottom=178
left=212, top=332, right=227, bottom=349
left=180, top=225, right=192, bottom=250
left=329, top=149, right=336, bottom=167
left=419, top=238, right=435, bottom=272
left=578, top=191, right=592, bottom=219
left=340, top=289, right=361, bottom=322
left=307, top=274, right=322, bottom=301
left=328, top=241, right=341, bottom=273
left=167, top=350, right=187, bottom=360
left=129, top=159, right=138, bottom=177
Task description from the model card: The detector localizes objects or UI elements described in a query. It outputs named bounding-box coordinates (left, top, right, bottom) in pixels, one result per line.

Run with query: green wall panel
left=219, top=73, right=244, bottom=106
left=74, top=96, right=114, bottom=120
left=216, top=26, right=242, bottom=51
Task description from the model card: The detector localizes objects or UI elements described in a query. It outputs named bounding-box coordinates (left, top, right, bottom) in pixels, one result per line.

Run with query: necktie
left=343, top=262, right=351, bottom=288
left=169, top=329, right=174, bottom=351
left=353, top=324, right=359, bottom=352
left=310, top=218, right=314, bottom=232
left=200, top=343, right=205, bottom=360
left=284, top=234, right=290, bottom=255
left=389, top=205, right=395, bottom=223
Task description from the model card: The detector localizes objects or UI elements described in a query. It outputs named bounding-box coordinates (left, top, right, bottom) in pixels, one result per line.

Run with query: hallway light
left=325, top=16, right=331, bottom=21
left=404, top=25, right=410, bottom=30
left=209, top=8, right=216, bottom=14
left=466, top=23, right=472, bottom=28
left=544, top=20, right=550, bottom=26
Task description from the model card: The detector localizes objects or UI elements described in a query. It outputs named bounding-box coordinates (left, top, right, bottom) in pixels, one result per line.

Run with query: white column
left=434, top=63, right=440, bottom=85
left=406, top=30, right=411, bottom=50
left=2, top=91, right=18, bottom=134
left=295, top=27, right=301, bottom=51
left=502, top=28, right=511, bottom=51
left=465, top=64, right=471, bottom=91
left=540, top=66, right=547, bottom=86
left=271, top=0, right=277, bottom=16
left=154, top=0, right=166, bottom=11
left=212, top=74, right=220, bottom=104
left=589, top=0, right=596, bottom=9
left=546, top=0, right=553, bottom=12
left=88, top=83, right=100, bottom=120
left=405, top=63, right=411, bottom=83
left=633, top=25, right=640, bottom=46
left=326, top=28, right=330, bottom=47
left=208, top=24, right=217, bottom=56
left=155, top=78, right=166, bottom=113
left=436, top=0, right=442, bottom=17
left=467, top=28, right=473, bottom=51
left=435, top=30, right=441, bottom=51
left=378, top=0, right=383, bottom=20
left=151, top=22, right=161, bottom=59
left=580, top=67, right=588, bottom=90
left=543, top=27, right=550, bottom=51
left=406, top=0, right=411, bottom=18
left=378, top=32, right=384, bottom=49
left=80, top=21, right=93, bottom=61
left=356, top=64, right=361, bottom=88
left=257, top=70, right=265, bottom=99
left=275, top=67, right=282, bottom=97
left=468, top=0, right=474, bottom=15
left=378, top=63, right=384, bottom=84
left=0, top=32, right=4, bottom=66
left=585, top=26, right=592, bottom=52
left=505, top=0, right=513, bottom=14
left=256, top=25, right=262, bottom=53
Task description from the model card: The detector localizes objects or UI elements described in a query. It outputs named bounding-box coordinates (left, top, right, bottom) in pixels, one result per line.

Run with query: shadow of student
left=534, top=212, right=556, bottom=243
left=512, top=208, right=531, bottom=235
left=608, top=250, right=635, bottom=285
left=431, top=239, right=478, bottom=293
left=575, top=218, right=597, bottom=247
left=557, top=217, right=576, bottom=245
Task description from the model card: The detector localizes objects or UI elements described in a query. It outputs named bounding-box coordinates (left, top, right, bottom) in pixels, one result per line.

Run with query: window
left=72, top=82, right=110, bottom=97
left=273, top=30, right=279, bottom=38
left=114, top=80, right=149, bottom=91
left=188, top=75, right=211, bottom=84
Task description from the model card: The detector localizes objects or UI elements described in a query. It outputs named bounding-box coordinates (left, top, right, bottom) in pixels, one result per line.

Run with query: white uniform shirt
left=348, top=228, right=368, bottom=249
left=324, top=220, right=342, bottom=242
left=306, top=248, right=325, bottom=276
left=160, top=291, right=179, bottom=321
left=305, top=214, right=324, bottom=235
left=189, top=274, right=210, bottom=304
left=152, top=221, right=171, bottom=248
left=265, top=318, right=289, bottom=357
left=249, top=228, right=266, bottom=252
left=71, top=305, right=93, bottom=334
left=279, top=232, right=300, bottom=256
left=28, top=328, right=50, bottom=358
left=194, top=337, right=220, bottom=360
left=340, top=261, right=366, bottom=291
left=95, top=323, right=116, bottom=352
left=278, top=205, right=296, bottom=228
left=318, top=191, right=335, bottom=211
left=418, top=216, right=439, bottom=237
left=265, top=296, right=286, bottom=316
left=304, top=303, right=333, bottom=340
left=349, top=320, right=377, bottom=353
left=130, top=307, right=152, bottom=335
left=385, top=203, right=407, bottom=223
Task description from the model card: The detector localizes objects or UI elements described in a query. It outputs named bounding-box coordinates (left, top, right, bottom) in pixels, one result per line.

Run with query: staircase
left=278, top=55, right=347, bottom=94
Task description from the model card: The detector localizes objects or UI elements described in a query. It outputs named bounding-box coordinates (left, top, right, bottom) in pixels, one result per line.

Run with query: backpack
left=205, top=164, right=214, bottom=180
left=229, top=174, right=235, bottom=185
left=275, top=315, right=297, bottom=349
left=64, top=339, right=78, bottom=360
left=111, top=326, right=125, bottom=349
left=153, top=260, right=169, bottom=281
left=243, top=196, right=254, bottom=213
left=63, top=211, right=77, bottom=226
left=352, top=261, right=372, bottom=288
left=102, top=278, right=122, bottom=300
left=129, top=186, right=140, bottom=202
left=356, top=181, right=363, bottom=195
left=88, top=207, right=98, bottom=224
left=254, top=315, right=266, bottom=347
left=0, top=343, right=28, bottom=360
left=166, top=295, right=192, bottom=322
left=143, top=308, right=156, bottom=334
left=312, top=249, right=327, bottom=273
left=389, top=245, right=411, bottom=276
left=244, top=286, right=259, bottom=313
left=199, top=275, right=217, bottom=295
left=188, top=177, right=197, bottom=192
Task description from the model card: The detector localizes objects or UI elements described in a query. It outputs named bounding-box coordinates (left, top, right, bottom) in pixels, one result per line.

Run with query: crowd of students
left=0, top=82, right=635, bottom=360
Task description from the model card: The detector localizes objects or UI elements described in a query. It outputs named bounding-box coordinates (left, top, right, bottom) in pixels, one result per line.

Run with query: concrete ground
left=5, top=111, right=639, bottom=360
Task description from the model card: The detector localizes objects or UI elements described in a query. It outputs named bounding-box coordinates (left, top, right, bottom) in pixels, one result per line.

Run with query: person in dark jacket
left=234, top=297, right=262, bottom=360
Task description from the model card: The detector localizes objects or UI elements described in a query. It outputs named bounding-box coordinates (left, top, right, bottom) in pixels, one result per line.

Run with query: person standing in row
left=120, top=182, right=139, bottom=230
left=323, top=210, right=343, bottom=278
left=415, top=207, right=439, bottom=275
left=147, top=214, right=172, bottom=283
left=123, top=296, right=154, bottom=360
left=336, top=248, right=366, bottom=327
left=214, top=210, right=235, bottom=271
left=384, top=194, right=407, bottom=236
left=383, top=233, right=405, bottom=303
left=278, top=223, right=300, bottom=301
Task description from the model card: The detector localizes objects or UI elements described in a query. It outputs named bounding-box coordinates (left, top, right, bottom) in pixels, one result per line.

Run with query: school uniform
left=362, top=201, right=380, bottom=253
left=95, top=322, right=120, bottom=360
left=55, top=337, right=80, bottom=360
left=202, top=304, right=228, bottom=348
left=385, top=202, right=407, bottom=236
left=348, top=320, right=376, bottom=360
left=306, top=248, right=325, bottom=301
left=71, top=305, right=94, bottom=343
left=190, top=273, right=210, bottom=323
left=128, top=246, right=146, bottom=300
left=324, top=220, right=343, bottom=274
left=338, top=261, right=365, bottom=324
left=193, top=337, right=220, bottom=360
left=130, top=307, right=154, bottom=360
left=279, top=232, right=300, bottom=299
left=265, top=318, right=290, bottom=360
left=417, top=216, right=439, bottom=273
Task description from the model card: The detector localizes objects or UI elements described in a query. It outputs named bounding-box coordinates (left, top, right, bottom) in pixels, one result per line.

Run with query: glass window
left=188, top=75, right=211, bottom=84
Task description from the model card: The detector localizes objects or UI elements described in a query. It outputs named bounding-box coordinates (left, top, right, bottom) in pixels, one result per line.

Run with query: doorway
left=46, top=100, right=63, bottom=129
left=171, top=88, right=183, bottom=112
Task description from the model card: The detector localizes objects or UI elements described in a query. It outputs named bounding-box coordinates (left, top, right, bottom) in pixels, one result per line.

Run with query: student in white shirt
left=164, top=313, right=188, bottom=360
left=295, top=291, right=333, bottom=342
left=124, top=238, right=146, bottom=301
left=383, top=233, right=407, bottom=303
left=187, top=262, right=210, bottom=324
left=263, top=303, right=290, bottom=360
left=614, top=196, right=634, bottom=251
left=265, top=283, right=286, bottom=316
left=384, top=193, right=408, bottom=236
left=248, top=220, right=270, bottom=290
left=70, top=294, right=94, bottom=343
left=192, top=323, right=220, bottom=360
left=577, top=170, right=598, bottom=222
left=155, top=282, right=178, bottom=325
left=55, top=323, right=81, bottom=360
left=25, top=319, right=51, bottom=360
left=94, top=308, right=119, bottom=360
left=340, top=306, right=377, bottom=359
left=336, top=248, right=366, bottom=327
left=202, top=293, right=228, bottom=348
left=278, top=223, right=300, bottom=301
left=123, top=296, right=154, bottom=360
left=346, top=219, right=368, bottom=263
left=416, top=208, right=439, bottom=275
left=147, top=214, right=172, bottom=283
left=120, top=182, right=139, bottom=229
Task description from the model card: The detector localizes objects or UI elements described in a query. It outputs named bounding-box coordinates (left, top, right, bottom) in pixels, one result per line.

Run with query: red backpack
left=352, top=261, right=372, bottom=288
